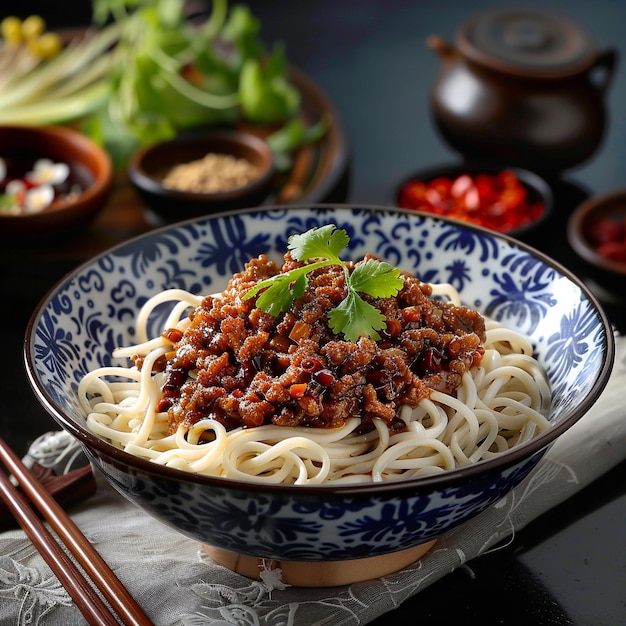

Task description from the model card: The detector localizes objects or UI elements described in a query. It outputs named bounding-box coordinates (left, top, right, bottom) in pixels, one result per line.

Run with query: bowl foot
left=202, top=540, right=437, bottom=587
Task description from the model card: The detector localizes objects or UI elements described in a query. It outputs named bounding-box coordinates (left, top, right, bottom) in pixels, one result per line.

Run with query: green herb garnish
left=243, top=225, right=404, bottom=342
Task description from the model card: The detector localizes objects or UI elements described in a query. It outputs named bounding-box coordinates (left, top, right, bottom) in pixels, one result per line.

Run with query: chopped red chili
left=162, top=328, right=184, bottom=343
left=289, top=383, right=308, bottom=398
left=397, top=170, right=544, bottom=233
left=157, top=398, right=172, bottom=413
left=301, top=358, right=323, bottom=373
left=313, top=369, right=335, bottom=386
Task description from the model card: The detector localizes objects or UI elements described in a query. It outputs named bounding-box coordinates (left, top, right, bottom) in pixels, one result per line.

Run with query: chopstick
left=0, top=468, right=120, bottom=625
left=0, top=437, right=152, bottom=626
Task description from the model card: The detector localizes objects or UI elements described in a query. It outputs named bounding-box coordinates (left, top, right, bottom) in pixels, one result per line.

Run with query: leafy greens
left=88, top=0, right=304, bottom=165
left=0, top=1, right=324, bottom=169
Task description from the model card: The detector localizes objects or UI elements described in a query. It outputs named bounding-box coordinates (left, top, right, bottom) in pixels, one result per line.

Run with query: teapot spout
left=426, top=35, right=457, bottom=59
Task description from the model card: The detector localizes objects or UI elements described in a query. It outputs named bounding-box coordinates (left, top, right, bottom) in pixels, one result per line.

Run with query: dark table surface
left=3, top=1, right=626, bottom=625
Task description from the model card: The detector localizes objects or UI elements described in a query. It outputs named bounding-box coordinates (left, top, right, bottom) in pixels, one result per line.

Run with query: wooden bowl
left=0, top=124, right=113, bottom=238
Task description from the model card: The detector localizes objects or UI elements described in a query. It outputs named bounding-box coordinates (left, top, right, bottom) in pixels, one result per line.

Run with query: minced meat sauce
left=141, top=253, right=486, bottom=435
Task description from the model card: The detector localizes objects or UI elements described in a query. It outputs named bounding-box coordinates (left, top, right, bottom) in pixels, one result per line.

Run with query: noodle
left=79, top=282, right=551, bottom=485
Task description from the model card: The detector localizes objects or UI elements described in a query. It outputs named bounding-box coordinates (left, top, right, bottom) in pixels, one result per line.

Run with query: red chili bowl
left=0, top=124, right=113, bottom=240
left=391, top=162, right=554, bottom=246
left=567, top=188, right=626, bottom=291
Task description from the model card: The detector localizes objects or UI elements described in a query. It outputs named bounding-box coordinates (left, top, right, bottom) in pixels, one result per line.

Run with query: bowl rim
left=23, top=203, right=616, bottom=495
left=127, top=129, right=276, bottom=202
left=566, top=187, right=626, bottom=276
left=0, top=124, right=113, bottom=221
left=392, top=161, right=554, bottom=238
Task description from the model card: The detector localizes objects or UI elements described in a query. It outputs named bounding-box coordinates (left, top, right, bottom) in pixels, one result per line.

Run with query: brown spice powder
left=161, top=153, right=260, bottom=193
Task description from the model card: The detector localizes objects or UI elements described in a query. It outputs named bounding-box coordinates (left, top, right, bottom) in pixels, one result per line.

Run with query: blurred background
left=11, top=0, right=626, bottom=205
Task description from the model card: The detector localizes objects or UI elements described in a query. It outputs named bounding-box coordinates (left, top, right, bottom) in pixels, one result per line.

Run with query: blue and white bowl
left=25, top=205, right=614, bottom=569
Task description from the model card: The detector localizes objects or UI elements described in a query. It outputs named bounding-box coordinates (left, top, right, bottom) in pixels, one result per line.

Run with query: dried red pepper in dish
left=397, top=170, right=544, bottom=233
left=587, top=215, right=626, bottom=265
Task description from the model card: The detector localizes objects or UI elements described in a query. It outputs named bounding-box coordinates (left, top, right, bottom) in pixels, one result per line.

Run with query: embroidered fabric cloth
left=1, top=333, right=624, bottom=626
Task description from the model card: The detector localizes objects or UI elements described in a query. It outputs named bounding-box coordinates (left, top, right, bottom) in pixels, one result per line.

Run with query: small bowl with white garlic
left=128, top=130, right=276, bottom=223
left=0, top=124, right=113, bottom=239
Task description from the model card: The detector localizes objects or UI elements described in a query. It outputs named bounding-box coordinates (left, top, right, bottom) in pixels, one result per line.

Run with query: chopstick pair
left=0, top=436, right=152, bottom=625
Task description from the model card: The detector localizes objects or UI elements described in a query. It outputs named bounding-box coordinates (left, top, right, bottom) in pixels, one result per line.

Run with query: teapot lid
left=457, top=6, right=597, bottom=78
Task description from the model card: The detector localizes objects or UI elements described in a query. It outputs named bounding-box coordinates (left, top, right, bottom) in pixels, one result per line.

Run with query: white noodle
left=80, top=285, right=551, bottom=484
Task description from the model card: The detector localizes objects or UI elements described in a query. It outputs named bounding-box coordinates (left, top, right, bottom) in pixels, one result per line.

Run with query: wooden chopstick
left=0, top=437, right=152, bottom=626
left=0, top=469, right=120, bottom=625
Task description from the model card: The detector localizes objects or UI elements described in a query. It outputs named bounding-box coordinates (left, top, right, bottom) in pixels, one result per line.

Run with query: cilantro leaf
left=288, top=224, right=349, bottom=262
left=243, top=261, right=327, bottom=302
left=349, top=259, right=404, bottom=298
left=254, top=275, right=296, bottom=315
left=246, top=266, right=311, bottom=315
left=290, top=272, right=307, bottom=301
left=327, top=291, right=388, bottom=342
left=244, top=225, right=405, bottom=342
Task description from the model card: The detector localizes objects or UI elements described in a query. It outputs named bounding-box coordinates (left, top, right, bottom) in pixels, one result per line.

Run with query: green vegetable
left=90, top=0, right=244, bottom=158
left=239, top=43, right=299, bottom=124
left=86, top=0, right=323, bottom=167
left=0, top=19, right=120, bottom=125
left=0, top=1, right=327, bottom=171
left=243, top=225, right=405, bottom=342
left=266, top=116, right=329, bottom=171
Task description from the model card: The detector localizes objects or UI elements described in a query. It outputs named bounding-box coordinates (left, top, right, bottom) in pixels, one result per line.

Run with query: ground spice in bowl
left=128, top=130, right=275, bottom=222
left=161, top=153, right=260, bottom=194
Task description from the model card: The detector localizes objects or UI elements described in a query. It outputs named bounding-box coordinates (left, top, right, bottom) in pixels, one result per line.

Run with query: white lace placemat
left=1, top=333, right=624, bottom=626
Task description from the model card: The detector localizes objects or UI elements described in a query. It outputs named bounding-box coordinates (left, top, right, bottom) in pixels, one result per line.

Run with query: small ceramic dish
left=567, top=188, right=626, bottom=290
left=128, top=130, right=275, bottom=223
left=391, top=162, right=553, bottom=245
left=0, top=124, right=113, bottom=239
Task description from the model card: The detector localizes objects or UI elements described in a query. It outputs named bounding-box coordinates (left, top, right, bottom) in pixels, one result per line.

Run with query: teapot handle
left=589, top=48, right=618, bottom=95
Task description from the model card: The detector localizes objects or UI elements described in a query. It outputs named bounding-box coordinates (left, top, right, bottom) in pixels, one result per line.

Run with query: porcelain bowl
left=392, top=162, right=553, bottom=247
left=24, top=205, right=614, bottom=569
left=128, top=129, right=275, bottom=223
left=0, top=124, right=113, bottom=239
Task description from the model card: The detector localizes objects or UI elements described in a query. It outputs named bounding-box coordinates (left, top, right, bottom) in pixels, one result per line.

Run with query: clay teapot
left=427, top=7, right=617, bottom=175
